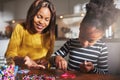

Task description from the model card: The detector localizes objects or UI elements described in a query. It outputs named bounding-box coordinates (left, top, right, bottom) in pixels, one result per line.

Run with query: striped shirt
left=54, top=38, right=108, bottom=74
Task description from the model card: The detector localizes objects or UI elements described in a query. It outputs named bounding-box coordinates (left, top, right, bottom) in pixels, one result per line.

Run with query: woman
left=5, top=0, right=56, bottom=69
left=50, top=0, right=119, bottom=74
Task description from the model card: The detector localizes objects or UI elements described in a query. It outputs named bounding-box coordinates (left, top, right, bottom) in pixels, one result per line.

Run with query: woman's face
left=79, top=26, right=103, bottom=47
left=34, top=7, right=51, bottom=33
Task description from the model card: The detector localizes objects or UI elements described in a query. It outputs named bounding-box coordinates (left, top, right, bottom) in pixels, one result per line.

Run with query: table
left=16, top=69, right=120, bottom=80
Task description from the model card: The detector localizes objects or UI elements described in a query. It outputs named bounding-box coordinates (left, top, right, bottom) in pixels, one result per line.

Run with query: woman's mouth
left=35, top=24, right=44, bottom=32
left=37, top=25, right=43, bottom=29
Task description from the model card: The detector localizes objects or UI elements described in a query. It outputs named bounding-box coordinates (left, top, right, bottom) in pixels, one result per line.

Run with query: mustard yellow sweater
left=5, top=24, right=54, bottom=60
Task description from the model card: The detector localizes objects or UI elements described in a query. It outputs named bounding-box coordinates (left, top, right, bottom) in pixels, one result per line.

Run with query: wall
left=14, top=0, right=34, bottom=19
left=107, top=42, right=120, bottom=75
left=0, top=1, right=15, bottom=33
left=53, top=0, right=89, bottom=15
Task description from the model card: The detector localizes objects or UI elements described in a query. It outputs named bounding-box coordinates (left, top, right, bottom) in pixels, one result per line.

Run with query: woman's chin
left=36, top=29, right=43, bottom=33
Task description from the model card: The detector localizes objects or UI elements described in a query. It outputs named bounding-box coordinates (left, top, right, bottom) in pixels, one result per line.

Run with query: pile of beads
left=60, top=72, right=76, bottom=79
left=23, top=74, right=55, bottom=80
left=0, top=65, right=18, bottom=80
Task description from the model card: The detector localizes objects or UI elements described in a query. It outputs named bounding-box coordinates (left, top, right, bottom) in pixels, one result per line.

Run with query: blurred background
left=0, top=0, right=120, bottom=75
left=0, top=0, right=120, bottom=39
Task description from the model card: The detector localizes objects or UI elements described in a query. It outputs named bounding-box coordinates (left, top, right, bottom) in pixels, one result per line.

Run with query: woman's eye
left=45, top=18, right=50, bottom=22
left=37, top=15, right=42, bottom=19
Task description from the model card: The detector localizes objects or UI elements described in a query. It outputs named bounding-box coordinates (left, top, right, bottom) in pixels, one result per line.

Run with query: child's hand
left=55, top=56, right=67, bottom=70
left=80, top=61, right=94, bottom=73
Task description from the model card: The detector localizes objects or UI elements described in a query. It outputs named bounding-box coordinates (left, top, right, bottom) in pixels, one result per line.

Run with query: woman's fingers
left=27, top=62, right=46, bottom=69
left=38, top=65, right=45, bottom=69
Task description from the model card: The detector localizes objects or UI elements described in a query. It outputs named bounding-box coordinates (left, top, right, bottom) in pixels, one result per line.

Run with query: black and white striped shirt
left=54, top=38, right=108, bottom=74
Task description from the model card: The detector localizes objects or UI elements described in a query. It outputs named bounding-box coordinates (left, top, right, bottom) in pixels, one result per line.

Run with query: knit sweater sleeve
left=5, top=24, right=24, bottom=58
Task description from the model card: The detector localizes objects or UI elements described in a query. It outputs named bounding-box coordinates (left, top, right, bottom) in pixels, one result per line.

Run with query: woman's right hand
left=55, top=55, right=67, bottom=70
left=24, top=56, right=45, bottom=69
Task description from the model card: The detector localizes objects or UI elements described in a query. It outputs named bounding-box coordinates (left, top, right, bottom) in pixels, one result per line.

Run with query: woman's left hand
left=80, top=61, right=94, bottom=73
left=36, top=57, right=49, bottom=68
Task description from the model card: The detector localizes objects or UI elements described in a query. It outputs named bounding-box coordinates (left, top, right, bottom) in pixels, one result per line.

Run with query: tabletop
left=16, top=69, right=120, bottom=80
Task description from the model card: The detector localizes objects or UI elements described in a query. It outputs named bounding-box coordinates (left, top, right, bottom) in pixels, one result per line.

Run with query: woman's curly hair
left=81, top=0, right=120, bottom=31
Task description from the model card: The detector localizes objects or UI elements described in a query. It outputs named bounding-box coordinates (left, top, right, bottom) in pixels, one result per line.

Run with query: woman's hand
left=24, top=56, right=45, bottom=69
left=13, top=56, right=25, bottom=67
left=36, top=57, right=49, bottom=68
left=80, top=61, right=94, bottom=73
left=55, top=55, right=67, bottom=70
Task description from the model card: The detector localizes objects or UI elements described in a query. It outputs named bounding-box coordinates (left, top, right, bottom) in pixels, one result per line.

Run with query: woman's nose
left=39, top=19, right=44, bottom=24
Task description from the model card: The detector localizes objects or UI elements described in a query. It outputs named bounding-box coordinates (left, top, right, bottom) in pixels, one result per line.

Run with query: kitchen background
left=0, top=0, right=120, bottom=75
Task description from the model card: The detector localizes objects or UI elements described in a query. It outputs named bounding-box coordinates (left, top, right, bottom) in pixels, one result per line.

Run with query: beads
left=23, top=74, right=55, bottom=80
left=0, top=65, right=18, bottom=80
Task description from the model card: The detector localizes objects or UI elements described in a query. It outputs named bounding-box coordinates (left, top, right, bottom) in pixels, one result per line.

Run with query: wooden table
left=16, top=69, right=120, bottom=80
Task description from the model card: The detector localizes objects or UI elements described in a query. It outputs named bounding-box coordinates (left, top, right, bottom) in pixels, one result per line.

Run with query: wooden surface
left=16, top=69, right=120, bottom=80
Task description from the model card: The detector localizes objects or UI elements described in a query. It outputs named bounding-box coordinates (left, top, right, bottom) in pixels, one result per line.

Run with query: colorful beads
left=0, top=65, right=18, bottom=80
left=61, top=72, right=76, bottom=79
left=23, top=74, right=55, bottom=80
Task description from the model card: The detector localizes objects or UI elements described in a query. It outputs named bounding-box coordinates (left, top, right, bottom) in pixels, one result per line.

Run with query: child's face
left=79, top=26, right=103, bottom=47
left=33, top=7, right=51, bottom=33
